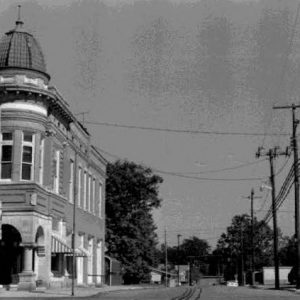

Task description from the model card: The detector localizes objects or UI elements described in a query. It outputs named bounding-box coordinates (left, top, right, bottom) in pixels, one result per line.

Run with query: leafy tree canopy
left=160, top=236, right=210, bottom=265
left=214, top=214, right=277, bottom=281
left=279, top=235, right=297, bottom=266
left=105, top=160, right=163, bottom=284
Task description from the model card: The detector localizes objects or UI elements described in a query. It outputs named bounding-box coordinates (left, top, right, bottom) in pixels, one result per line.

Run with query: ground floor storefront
left=0, top=211, right=105, bottom=291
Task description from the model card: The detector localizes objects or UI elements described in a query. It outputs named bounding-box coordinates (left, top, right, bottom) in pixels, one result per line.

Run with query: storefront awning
left=51, top=235, right=72, bottom=254
left=51, top=235, right=88, bottom=257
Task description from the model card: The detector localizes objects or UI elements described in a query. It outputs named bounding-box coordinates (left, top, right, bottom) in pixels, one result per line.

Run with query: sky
left=0, top=0, right=300, bottom=248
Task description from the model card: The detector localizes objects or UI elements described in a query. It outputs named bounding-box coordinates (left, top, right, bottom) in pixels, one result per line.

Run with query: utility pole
left=177, top=234, right=181, bottom=286
left=188, top=256, right=195, bottom=286
left=240, top=225, right=245, bottom=286
left=189, top=258, right=192, bottom=286
left=71, top=152, right=77, bottom=296
left=256, top=146, right=288, bottom=290
left=243, top=189, right=261, bottom=286
left=274, top=104, right=300, bottom=289
left=165, top=228, right=168, bottom=287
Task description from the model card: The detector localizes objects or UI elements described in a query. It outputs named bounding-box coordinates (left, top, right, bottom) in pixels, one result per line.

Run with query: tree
left=105, top=160, right=163, bottom=284
left=214, top=214, right=275, bottom=282
left=159, top=236, right=210, bottom=266
left=279, top=235, right=296, bottom=266
left=158, top=236, right=211, bottom=281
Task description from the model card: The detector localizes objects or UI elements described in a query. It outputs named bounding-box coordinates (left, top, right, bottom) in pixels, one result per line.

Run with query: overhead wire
left=275, top=156, right=292, bottom=176
left=263, top=162, right=297, bottom=223
left=95, top=145, right=268, bottom=182
left=86, top=120, right=289, bottom=136
left=173, top=158, right=267, bottom=175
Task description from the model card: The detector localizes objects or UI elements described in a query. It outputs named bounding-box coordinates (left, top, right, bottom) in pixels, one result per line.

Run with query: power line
left=98, top=144, right=267, bottom=175
left=176, top=159, right=267, bottom=175
left=263, top=162, right=296, bottom=223
left=96, top=146, right=268, bottom=182
left=86, top=120, right=289, bottom=137
left=275, top=156, right=292, bottom=176
left=151, top=168, right=266, bottom=182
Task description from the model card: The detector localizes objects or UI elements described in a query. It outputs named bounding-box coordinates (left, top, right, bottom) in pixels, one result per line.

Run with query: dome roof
left=0, top=20, right=49, bottom=79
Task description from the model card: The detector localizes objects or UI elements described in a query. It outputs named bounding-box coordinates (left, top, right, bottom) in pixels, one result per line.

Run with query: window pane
left=2, top=145, right=12, bottom=162
left=2, top=132, right=12, bottom=141
left=1, top=163, right=11, bottom=179
left=23, top=132, right=33, bottom=142
left=22, top=146, right=32, bottom=163
left=22, top=163, right=31, bottom=180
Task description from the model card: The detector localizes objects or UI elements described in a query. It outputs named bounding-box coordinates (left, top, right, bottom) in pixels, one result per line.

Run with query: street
left=94, top=285, right=300, bottom=300
left=2, top=284, right=300, bottom=300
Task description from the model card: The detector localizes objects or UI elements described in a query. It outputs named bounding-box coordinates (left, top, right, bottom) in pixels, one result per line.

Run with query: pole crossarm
left=273, top=104, right=300, bottom=110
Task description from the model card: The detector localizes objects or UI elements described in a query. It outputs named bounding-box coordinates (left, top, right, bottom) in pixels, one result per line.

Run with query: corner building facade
left=0, top=18, right=106, bottom=290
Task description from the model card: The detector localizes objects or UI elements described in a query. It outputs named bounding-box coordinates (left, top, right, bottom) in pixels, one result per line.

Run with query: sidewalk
left=0, top=284, right=150, bottom=298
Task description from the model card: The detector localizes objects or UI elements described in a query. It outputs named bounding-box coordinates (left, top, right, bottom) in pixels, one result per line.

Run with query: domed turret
left=0, top=7, right=50, bottom=82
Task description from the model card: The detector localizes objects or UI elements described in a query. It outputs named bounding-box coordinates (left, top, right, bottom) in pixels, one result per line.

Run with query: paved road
left=95, top=285, right=300, bottom=300
left=200, top=285, right=300, bottom=300
left=0, top=286, right=188, bottom=300
left=1, top=285, right=300, bottom=300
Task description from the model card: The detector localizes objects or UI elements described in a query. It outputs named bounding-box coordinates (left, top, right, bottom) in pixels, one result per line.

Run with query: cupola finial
left=15, top=5, right=24, bottom=28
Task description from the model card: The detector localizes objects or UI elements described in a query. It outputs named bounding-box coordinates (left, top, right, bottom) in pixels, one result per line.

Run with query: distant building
left=262, top=266, right=292, bottom=285
left=105, top=256, right=123, bottom=286
left=0, top=14, right=106, bottom=290
left=178, top=265, right=190, bottom=284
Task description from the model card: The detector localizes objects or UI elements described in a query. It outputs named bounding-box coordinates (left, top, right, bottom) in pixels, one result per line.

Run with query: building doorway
left=0, top=224, right=22, bottom=285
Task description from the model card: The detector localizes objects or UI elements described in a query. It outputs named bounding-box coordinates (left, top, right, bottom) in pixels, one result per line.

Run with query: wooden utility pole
left=240, top=225, right=245, bottom=286
left=243, top=189, right=261, bottom=286
left=256, top=146, right=288, bottom=290
left=177, top=234, right=181, bottom=286
left=72, top=153, right=78, bottom=296
left=274, top=104, right=300, bottom=289
left=165, top=228, right=168, bottom=287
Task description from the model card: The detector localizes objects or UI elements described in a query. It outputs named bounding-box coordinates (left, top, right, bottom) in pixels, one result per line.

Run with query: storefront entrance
left=0, top=224, right=22, bottom=285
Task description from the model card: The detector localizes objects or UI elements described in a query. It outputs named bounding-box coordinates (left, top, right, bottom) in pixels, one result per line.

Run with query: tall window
left=21, top=132, right=34, bottom=180
left=96, top=241, right=103, bottom=285
left=69, top=159, right=74, bottom=203
left=78, top=167, right=82, bottom=207
left=39, top=138, right=44, bottom=184
left=98, top=183, right=102, bottom=218
left=1, top=132, right=13, bottom=180
left=87, top=238, right=94, bottom=284
left=87, top=174, right=91, bottom=212
left=53, top=150, right=60, bottom=192
left=83, top=170, right=87, bottom=210
left=92, top=178, right=96, bottom=214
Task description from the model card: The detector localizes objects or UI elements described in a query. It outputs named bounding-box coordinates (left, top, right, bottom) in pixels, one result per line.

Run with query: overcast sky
left=1, top=0, right=299, bottom=247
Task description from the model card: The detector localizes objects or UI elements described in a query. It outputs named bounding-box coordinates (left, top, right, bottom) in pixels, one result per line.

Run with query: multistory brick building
left=0, top=14, right=106, bottom=290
